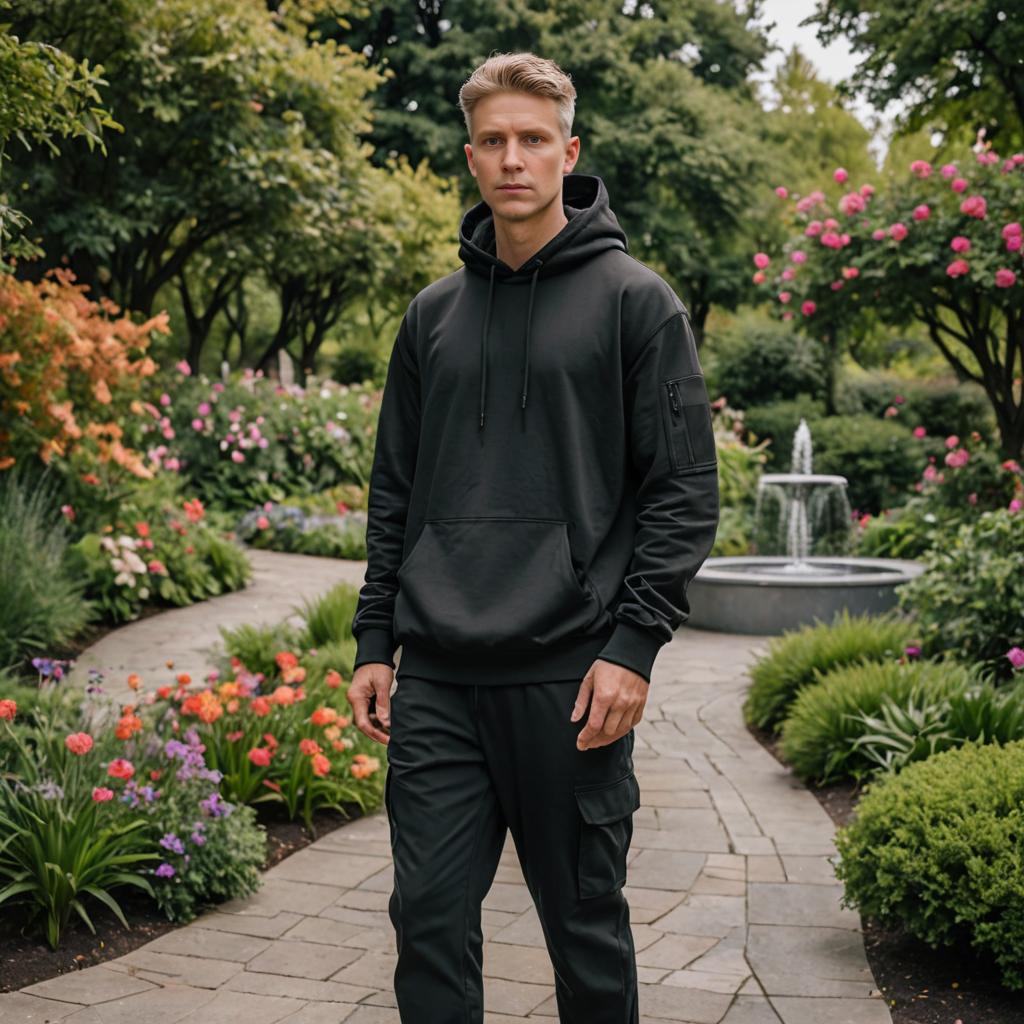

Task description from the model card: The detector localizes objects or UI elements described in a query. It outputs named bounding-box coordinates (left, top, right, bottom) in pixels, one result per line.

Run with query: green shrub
left=299, top=582, right=358, bottom=649
left=834, top=739, right=1024, bottom=990
left=743, top=610, right=917, bottom=732
left=898, top=508, right=1024, bottom=681
left=778, top=658, right=983, bottom=784
left=0, top=467, right=94, bottom=672
left=707, top=317, right=827, bottom=409
left=742, top=398, right=826, bottom=467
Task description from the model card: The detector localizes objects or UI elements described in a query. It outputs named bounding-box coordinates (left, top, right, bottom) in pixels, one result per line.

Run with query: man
left=348, top=51, right=719, bottom=1024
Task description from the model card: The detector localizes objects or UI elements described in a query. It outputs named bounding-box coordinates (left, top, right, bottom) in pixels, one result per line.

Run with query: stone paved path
left=4, top=552, right=893, bottom=1023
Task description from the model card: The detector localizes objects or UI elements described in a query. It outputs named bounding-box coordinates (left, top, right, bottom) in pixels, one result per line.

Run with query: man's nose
left=503, top=144, right=525, bottom=169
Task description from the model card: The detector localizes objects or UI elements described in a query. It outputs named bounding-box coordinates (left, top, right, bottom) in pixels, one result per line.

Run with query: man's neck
left=493, top=199, right=568, bottom=272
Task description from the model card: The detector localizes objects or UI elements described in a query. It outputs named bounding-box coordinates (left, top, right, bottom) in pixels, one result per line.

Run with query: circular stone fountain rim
left=757, top=473, right=848, bottom=486
left=698, top=555, right=924, bottom=587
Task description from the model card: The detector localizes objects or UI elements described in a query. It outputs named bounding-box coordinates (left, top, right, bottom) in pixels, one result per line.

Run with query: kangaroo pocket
left=394, top=517, right=602, bottom=653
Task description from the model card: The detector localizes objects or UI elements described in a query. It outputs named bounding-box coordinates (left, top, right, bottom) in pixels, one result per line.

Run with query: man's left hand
left=571, top=659, right=648, bottom=750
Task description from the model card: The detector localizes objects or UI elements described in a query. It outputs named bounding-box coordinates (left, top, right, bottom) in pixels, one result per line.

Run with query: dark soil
left=748, top=722, right=1023, bottom=1024
left=0, top=799, right=366, bottom=993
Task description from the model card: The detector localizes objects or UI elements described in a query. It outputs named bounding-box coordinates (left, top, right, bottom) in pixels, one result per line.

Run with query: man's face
left=464, top=90, right=580, bottom=224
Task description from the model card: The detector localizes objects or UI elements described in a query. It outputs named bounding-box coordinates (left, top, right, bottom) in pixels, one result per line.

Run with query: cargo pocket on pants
left=575, top=772, right=641, bottom=900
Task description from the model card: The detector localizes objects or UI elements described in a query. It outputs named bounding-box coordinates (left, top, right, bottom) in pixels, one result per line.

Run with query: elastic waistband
left=395, top=628, right=615, bottom=686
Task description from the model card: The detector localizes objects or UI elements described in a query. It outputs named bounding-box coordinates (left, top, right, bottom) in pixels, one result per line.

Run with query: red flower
left=66, top=732, right=94, bottom=755
left=0, top=699, right=16, bottom=721
left=248, top=747, right=271, bottom=767
left=107, top=757, right=134, bottom=779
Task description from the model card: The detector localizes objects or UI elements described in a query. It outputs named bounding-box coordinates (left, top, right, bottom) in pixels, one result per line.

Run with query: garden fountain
left=686, top=418, right=924, bottom=634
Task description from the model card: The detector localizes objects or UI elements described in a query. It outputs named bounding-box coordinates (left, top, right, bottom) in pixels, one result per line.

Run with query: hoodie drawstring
left=478, top=259, right=543, bottom=429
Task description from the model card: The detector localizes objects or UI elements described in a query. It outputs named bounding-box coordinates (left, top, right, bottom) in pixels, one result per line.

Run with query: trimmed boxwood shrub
left=743, top=610, right=917, bottom=733
left=834, top=739, right=1024, bottom=991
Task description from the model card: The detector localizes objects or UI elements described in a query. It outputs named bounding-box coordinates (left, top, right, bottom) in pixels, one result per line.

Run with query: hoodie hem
left=395, top=629, right=616, bottom=686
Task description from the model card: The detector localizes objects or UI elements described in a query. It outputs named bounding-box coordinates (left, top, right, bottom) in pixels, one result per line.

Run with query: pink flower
left=923, top=464, right=938, bottom=481
left=839, top=192, right=866, bottom=215
left=92, top=787, right=115, bottom=802
left=66, top=732, right=94, bottom=756
left=950, top=236, right=971, bottom=253
left=198, top=402, right=212, bottom=415
left=108, top=758, right=134, bottom=780
left=175, top=360, right=192, bottom=376
left=231, top=450, right=245, bottom=463
left=191, top=418, right=204, bottom=431
left=871, top=228, right=886, bottom=241
left=939, top=163, right=958, bottom=178
left=805, top=221, right=823, bottom=237
left=778, top=291, right=791, bottom=304
left=841, top=266, right=859, bottom=279
left=995, top=269, right=1017, bottom=288
left=752, top=271, right=766, bottom=284
left=753, top=252, right=770, bottom=269
left=894, top=395, right=905, bottom=405
left=1003, top=222, right=1022, bottom=240
left=912, top=204, right=930, bottom=220
left=1011, top=498, right=1023, bottom=513
left=775, top=186, right=789, bottom=198
left=1007, top=648, right=1024, bottom=670
left=164, top=457, right=180, bottom=472
left=820, top=231, right=843, bottom=249
left=781, top=311, right=793, bottom=321
left=944, top=435, right=960, bottom=449
left=967, top=492, right=978, bottom=506
left=951, top=177, right=968, bottom=193
left=910, top=160, right=932, bottom=178
left=790, top=250, right=807, bottom=264
left=913, top=426, right=927, bottom=438
left=944, top=448, right=970, bottom=468
left=1002, top=459, right=1021, bottom=473
left=159, top=393, right=171, bottom=407
left=781, top=267, right=795, bottom=281
left=148, top=559, right=168, bottom=575
left=830, top=281, right=844, bottom=291
left=801, top=300, right=816, bottom=316
left=833, top=167, right=848, bottom=183
left=904, top=645, right=921, bottom=658
left=884, top=406, right=899, bottom=418
left=256, top=516, right=270, bottom=530
left=960, top=195, right=987, bottom=218
left=1008, top=235, right=1022, bottom=253
left=946, top=259, right=970, bottom=278
left=248, top=747, right=271, bottom=767
left=889, top=222, right=908, bottom=241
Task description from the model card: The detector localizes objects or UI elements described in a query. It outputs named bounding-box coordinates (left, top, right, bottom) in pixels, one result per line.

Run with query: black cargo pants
left=382, top=673, right=641, bottom=1023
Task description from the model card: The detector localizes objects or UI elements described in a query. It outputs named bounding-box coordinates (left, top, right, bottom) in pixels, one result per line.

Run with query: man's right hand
left=347, top=664, right=394, bottom=745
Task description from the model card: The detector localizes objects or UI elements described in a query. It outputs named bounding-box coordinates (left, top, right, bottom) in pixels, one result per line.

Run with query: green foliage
left=215, top=621, right=305, bottom=684
left=0, top=708, right=159, bottom=949
left=778, top=658, right=984, bottom=785
left=742, top=398, right=827, bottom=467
left=836, top=371, right=995, bottom=440
left=743, top=610, right=917, bottom=732
left=299, top=583, right=359, bottom=650
left=834, top=739, right=1024, bottom=991
left=707, top=317, right=827, bottom=409
left=0, top=466, right=94, bottom=672
left=898, top=508, right=1024, bottom=681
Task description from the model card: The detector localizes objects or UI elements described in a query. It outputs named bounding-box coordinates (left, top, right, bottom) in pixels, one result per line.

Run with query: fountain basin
left=686, top=556, right=925, bottom=635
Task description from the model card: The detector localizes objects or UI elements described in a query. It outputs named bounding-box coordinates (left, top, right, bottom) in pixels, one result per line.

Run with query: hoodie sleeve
left=350, top=311, right=420, bottom=672
left=595, top=308, right=720, bottom=684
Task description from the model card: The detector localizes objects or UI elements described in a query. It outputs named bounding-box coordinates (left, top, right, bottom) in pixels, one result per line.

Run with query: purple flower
left=1007, top=647, right=1024, bottom=670
left=190, top=830, right=207, bottom=846
left=159, top=833, right=185, bottom=855
left=904, top=645, right=921, bottom=658
left=155, top=862, right=176, bottom=878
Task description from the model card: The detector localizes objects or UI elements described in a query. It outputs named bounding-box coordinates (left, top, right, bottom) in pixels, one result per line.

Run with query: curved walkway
left=5, top=552, right=892, bottom=1024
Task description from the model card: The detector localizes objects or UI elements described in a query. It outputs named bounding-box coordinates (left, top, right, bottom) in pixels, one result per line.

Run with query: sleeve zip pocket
left=660, top=375, right=716, bottom=474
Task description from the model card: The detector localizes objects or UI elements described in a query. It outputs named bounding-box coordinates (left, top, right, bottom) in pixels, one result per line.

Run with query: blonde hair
left=458, top=52, right=577, bottom=143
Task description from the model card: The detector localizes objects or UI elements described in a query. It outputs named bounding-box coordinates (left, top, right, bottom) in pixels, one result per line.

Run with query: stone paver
left=9, top=552, right=891, bottom=1023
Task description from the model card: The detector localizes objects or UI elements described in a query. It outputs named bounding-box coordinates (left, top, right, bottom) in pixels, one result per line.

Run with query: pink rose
left=775, top=186, right=788, bottom=198
left=951, top=177, right=968, bottom=193
left=833, top=167, right=848, bottom=183
left=945, top=435, right=960, bottom=449
left=950, top=236, right=971, bottom=253
left=913, top=426, right=927, bottom=438
left=889, top=222, right=908, bottom=241
left=912, top=204, right=930, bottom=220
left=909, top=160, right=932, bottom=178
left=995, top=269, right=1017, bottom=288
left=778, top=291, right=791, bottom=304
left=801, top=300, right=816, bottom=316
left=753, top=252, right=770, bottom=269
left=92, top=787, right=115, bottom=802
left=960, top=195, right=987, bottom=218
left=946, top=259, right=970, bottom=278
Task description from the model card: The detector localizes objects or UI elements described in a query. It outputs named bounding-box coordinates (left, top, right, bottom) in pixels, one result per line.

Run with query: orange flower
left=282, top=665, right=306, bottom=684
left=335, top=714, right=350, bottom=728
left=176, top=673, right=191, bottom=686
left=218, top=681, right=242, bottom=700
left=135, top=521, right=149, bottom=538
left=275, top=651, right=298, bottom=671
left=65, top=732, right=94, bottom=755
left=271, top=685, right=296, bottom=706
left=115, top=713, right=143, bottom=740
left=226, top=730, right=244, bottom=742
left=126, top=672, right=141, bottom=691
left=311, top=753, right=331, bottom=777
left=310, top=707, right=338, bottom=727
left=156, top=685, right=172, bottom=700
left=181, top=690, right=223, bottom=724
left=0, top=698, right=16, bottom=720
left=250, top=696, right=271, bottom=717
left=324, top=670, right=342, bottom=689
left=226, top=698, right=240, bottom=714
left=248, top=747, right=271, bottom=767
left=183, top=498, right=205, bottom=523
left=299, top=738, right=322, bottom=756
left=350, top=754, right=380, bottom=779
left=323, top=725, right=341, bottom=741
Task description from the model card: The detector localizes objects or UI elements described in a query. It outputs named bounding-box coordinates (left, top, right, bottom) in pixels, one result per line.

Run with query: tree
left=806, top=0, right=1024, bottom=152
left=751, top=139, right=1024, bottom=458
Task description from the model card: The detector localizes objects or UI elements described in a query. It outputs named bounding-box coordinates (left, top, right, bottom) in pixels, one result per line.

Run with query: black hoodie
left=351, top=173, right=719, bottom=685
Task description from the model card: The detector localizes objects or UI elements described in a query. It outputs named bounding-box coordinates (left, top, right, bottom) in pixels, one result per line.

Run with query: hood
left=457, top=172, right=629, bottom=428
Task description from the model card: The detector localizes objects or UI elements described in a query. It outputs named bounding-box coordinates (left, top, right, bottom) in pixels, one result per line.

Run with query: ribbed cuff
left=352, top=627, right=397, bottom=671
left=595, top=620, right=665, bottom=684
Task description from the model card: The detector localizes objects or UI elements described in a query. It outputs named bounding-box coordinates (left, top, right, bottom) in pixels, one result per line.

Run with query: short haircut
left=458, top=51, right=577, bottom=143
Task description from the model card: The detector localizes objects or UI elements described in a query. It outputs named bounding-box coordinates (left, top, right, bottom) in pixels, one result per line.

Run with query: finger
left=570, top=670, right=594, bottom=722
left=602, top=702, right=628, bottom=739
left=577, top=695, right=610, bottom=750
left=349, top=687, right=389, bottom=745
left=375, top=676, right=391, bottom=726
